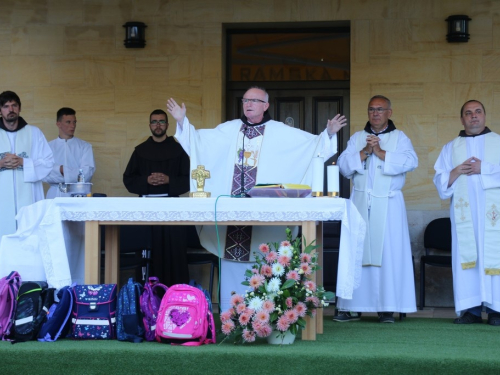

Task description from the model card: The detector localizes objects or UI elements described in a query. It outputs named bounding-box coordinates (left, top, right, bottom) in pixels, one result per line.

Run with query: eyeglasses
left=150, top=120, right=167, bottom=125
left=241, top=98, right=266, bottom=104
left=368, top=108, right=389, bottom=114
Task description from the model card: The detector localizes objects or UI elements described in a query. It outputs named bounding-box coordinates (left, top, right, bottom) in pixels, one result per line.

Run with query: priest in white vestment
left=43, top=107, right=95, bottom=199
left=0, top=90, right=54, bottom=276
left=166, top=86, right=347, bottom=310
left=434, top=100, right=500, bottom=326
left=336, top=95, right=418, bottom=323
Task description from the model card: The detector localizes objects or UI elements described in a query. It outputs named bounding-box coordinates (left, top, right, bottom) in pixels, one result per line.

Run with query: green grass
left=1, top=317, right=499, bottom=375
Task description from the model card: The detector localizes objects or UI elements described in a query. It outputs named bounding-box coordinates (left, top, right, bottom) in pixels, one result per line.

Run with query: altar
left=0, top=196, right=365, bottom=341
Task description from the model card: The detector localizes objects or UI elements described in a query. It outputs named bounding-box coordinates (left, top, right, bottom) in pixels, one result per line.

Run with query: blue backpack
left=38, top=284, right=75, bottom=342
left=116, top=278, right=145, bottom=343
left=189, top=279, right=213, bottom=313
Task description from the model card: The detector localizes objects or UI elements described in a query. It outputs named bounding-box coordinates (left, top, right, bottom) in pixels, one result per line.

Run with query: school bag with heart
left=155, top=283, right=215, bottom=346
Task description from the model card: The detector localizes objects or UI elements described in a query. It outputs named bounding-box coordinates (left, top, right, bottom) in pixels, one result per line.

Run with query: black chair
left=186, top=226, right=219, bottom=305
left=419, top=218, right=452, bottom=310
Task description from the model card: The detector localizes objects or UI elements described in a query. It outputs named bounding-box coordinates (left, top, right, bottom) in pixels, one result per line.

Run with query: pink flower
left=300, top=262, right=312, bottom=275
left=294, top=302, right=307, bottom=317
left=255, top=323, right=272, bottom=337
left=220, top=310, right=233, bottom=322
left=221, top=320, right=235, bottom=335
left=284, top=309, right=299, bottom=324
left=300, top=253, right=312, bottom=263
left=251, top=268, right=258, bottom=274
left=276, top=315, right=291, bottom=332
left=286, top=297, right=293, bottom=308
left=239, top=312, right=252, bottom=326
left=306, top=296, right=320, bottom=307
left=311, top=309, right=317, bottom=317
left=242, top=329, right=256, bottom=343
left=304, top=280, right=317, bottom=292
left=254, top=310, right=270, bottom=323
left=278, top=255, right=291, bottom=267
left=260, top=264, right=273, bottom=277
left=236, top=303, right=247, bottom=314
left=230, top=294, right=244, bottom=306
left=249, top=274, right=265, bottom=289
left=280, top=240, right=291, bottom=247
left=259, top=243, right=270, bottom=253
left=265, top=251, right=278, bottom=263
left=286, top=270, right=300, bottom=281
left=262, top=300, right=275, bottom=313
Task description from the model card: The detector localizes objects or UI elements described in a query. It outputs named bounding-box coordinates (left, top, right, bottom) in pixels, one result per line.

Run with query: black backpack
left=13, top=281, right=54, bottom=343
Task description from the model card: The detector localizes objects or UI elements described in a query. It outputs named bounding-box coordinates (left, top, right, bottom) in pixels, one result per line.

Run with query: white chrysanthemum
left=278, top=245, right=293, bottom=257
left=248, top=296, right=263, bottom=311
left=266, top=277, right=281, bottom=293
left=272, top=263, right=285, bottom=277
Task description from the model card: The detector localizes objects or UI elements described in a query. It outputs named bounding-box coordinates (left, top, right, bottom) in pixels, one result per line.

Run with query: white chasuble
left=452, top=133, right=500, bottom=274
left=353, top=130, right=399, bottom=266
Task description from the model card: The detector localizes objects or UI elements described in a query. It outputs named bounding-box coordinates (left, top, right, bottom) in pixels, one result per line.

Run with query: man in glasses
left=335, top=95, right=418, bottom=323
left=167, top=86, right=347, bottom=310
left=434, top=100, right=500, bottom=326
left=123, top=109, right=190, bottom=285
left=43, top=107, right=95, bottom=198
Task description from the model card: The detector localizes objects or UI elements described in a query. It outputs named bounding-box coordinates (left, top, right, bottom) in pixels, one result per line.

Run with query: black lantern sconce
left=123, top=22, right=147, bottom=48
left=446, top=15, right=471, bottom=43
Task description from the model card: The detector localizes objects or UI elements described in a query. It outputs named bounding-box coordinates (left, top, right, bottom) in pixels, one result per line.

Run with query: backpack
left=189, top=279, right=213, bottom=313
left=0, top=271, right=22, bottom=340
left=155, top=283, right=216, bottom=346
left=38, top=284, right=75, bottom=342
left=140, top=276, right=168, bottom=342
left=71, top=284, right=117, bottom=340
left=13, top=281, right=55, bottom=343
left=116, top=278, right=145, bottom=343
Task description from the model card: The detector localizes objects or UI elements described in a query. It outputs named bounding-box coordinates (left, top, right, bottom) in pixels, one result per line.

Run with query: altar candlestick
left=327, top=163, right=339, bottom=197
left=311, top=156, right=324, bottom=197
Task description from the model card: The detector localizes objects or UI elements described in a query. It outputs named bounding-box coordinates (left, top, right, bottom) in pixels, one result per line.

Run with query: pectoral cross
left=190, top=165, right=211, bottom=198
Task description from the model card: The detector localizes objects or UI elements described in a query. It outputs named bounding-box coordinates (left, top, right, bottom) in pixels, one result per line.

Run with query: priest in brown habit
left=123, top=109, right=190, bottom=285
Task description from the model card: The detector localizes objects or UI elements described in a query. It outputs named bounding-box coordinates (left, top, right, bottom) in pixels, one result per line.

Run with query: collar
left=0, top=116, right=28, bottom=132
left=240, top=111, right=272, bottom=127
left=459, top=127, right=491, bottom=138
left=364, top=119, right=396, bottom=135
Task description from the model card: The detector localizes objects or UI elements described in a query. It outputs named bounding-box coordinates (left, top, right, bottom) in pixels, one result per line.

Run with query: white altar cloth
left=0, top=197, right=365, bottom=298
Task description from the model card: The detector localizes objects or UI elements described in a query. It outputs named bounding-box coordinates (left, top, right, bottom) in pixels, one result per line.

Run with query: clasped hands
left=147, top=172, right=169, bottom=186
left=362, top=134, right=384, bottom=157
left=455, top=157, right=481, bottom=176
left=0, top=153, right=23, bottom=169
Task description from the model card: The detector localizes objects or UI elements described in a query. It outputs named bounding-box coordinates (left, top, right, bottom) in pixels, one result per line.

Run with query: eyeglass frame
left=368, top=107, right=390, bottom=114
left=241, top=98, right=267, bottom=104
left=150, top=119, right=168, bottom=125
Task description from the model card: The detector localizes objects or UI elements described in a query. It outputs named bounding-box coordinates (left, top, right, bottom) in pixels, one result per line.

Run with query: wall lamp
left=446, top=15, right=471, bottom=43
left=123, top=22, right=147, bottom=48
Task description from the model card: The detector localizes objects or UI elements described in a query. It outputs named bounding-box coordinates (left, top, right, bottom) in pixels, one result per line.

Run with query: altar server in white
left=434, top=100, right=500, bottom=326
left=167, top=86, right=347, bottom=310
left=0, top=90, right=54, bottom=240
left=43, top=107, right=95, bottom=198
left=335, top=95, right=418, bottom=323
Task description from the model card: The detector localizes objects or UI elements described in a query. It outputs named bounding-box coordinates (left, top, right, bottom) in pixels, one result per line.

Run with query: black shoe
left=378, top=312, right=395, bottom=323
left=487, top=312, right=500, bottom=326
left=453, top=311, right=483, bottom=324
left=333, top=311, right=362, bottom=322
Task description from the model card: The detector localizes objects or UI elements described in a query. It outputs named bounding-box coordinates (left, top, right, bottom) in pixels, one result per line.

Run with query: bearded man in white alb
left=434, top=100, right=500, bottom=326
left=167, top=86, right=347, bottom=310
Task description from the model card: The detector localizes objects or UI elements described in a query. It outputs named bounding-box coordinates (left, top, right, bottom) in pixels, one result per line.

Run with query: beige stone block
left=86, top=56, right=135, bottom=87
left=0, top=27, right=12, bottom=56
left=168, top=54, right=203, bottom=85
left=423, top=83, right=455, bottom=116
left=386, top=51, right=450, bottom=83
left=403, top=115, right=437, bottom=147
left=437, top=114, right=461, bottom=146
left=83, top=2, right=132, bottom=25
left=454, top=83, right=493, bottom=110
left=115, top=87, right=152, bottom=114
left=182, top=1, right=234, bottom=23
left=494, top=16, right=500, bottom=50
left=65, top=88, right=115, bottom=114
left=387, top=0, right=435, bottom=19
left=411, top=19, right=449, bottom=52
left=64, top=26, right=116, bottom=55
left=157, top=24, right=204, bottom=55
left=203, top=47, right=222, bottom=79
left=33, top=87, right=66, bottom=119
left=370, top=19, right=411, bottom=56
left=10, top=1, right=48, bottom=25
left=272, top=0, right=296, bottom=22
left=51, top=57, right=86, bottom=87
left=352, top=21, right=370, bottom=64
left=295, top=0, right=334, bottom=21
left=1, top=56, right=51, bottom=86
left=232, top=1, right=275, bottom=22
left=134, top=57, right=170, bottom=85
left=369, top=83, right=424, bottom=115
left=336, top=0, right=390, bottom=20
left=451, top=51, right=482, bottom=83
left=482, top=50, right=500, bottom=82
left=202, top=23, right=222, bottom=48
left=48, top=1, right=83, bottom=25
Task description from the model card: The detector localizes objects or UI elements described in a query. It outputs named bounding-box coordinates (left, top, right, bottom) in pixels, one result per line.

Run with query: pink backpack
left=140, top=276, right=168, bottom=341
left=0, top=271, right=22, bottom=340
left=155, top=284, right=215, bottom=346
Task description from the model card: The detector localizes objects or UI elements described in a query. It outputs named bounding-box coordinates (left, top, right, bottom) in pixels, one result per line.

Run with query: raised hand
left=166, top=98, right=187, bottom=126
left=327, top=114, right=347, bottom=136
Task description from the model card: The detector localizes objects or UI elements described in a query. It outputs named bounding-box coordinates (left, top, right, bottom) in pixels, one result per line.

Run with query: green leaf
left=297, top=317, right=306, bottom=328
left=241, top=281, right=250, bottom=286
left=281, top=279, right=296, bottom=289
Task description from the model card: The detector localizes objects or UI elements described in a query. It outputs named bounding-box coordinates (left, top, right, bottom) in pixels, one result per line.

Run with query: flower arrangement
left=220, top=228, right=334, bottom=344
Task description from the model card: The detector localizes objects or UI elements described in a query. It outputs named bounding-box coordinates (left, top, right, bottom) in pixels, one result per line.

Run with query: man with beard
left=167, top=86, right=347, bottom=310
left=0, top=90, right=53, bottom=240
left=43, top=107, right=95, bottom=198
left=123, top=109, right=190, bottom=285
